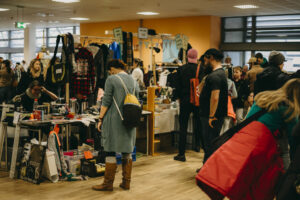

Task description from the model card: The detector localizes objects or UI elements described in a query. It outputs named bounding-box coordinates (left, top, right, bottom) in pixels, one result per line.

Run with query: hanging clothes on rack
left=110, top=41, right=121, bottom=59
left=89, top=43, right=113, bottom=88
left=122, top=32, right=134, bottom=67
left=71, top=47, right=95, bottom=98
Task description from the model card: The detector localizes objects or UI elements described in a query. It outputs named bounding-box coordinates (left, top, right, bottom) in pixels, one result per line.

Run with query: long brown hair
left=28, top=59, right=43, bottom=78
left=255, top=78, right=300, bottom=121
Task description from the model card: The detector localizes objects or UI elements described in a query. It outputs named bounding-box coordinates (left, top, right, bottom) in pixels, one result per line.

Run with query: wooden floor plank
left=0, top=151, right=210, bottom=200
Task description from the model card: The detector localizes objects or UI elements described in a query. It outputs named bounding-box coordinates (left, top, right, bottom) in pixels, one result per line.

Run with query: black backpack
left=113, top=75, right=142, bottom=129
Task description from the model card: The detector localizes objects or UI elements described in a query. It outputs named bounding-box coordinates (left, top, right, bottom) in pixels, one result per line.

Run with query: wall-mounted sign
left=182, top=35, right=189, bottom=50
left=175, top=34, right=183, bottom=49
left=15, top=22, right=26, bottom=29
left=113, top=27, right=123, bottom=43
left=138, top=27, right=148, bottom=39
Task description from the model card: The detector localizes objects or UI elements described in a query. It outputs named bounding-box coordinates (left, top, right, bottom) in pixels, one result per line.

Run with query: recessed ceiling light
left=0, top=8, right=10, bottom=11
left=70, top=17, right=89, bottom=21
left=234, top=4, right=258, bottom=9
left=137, top=12, right=159, bottom=16
left=52, top=0, right=80, bottom=3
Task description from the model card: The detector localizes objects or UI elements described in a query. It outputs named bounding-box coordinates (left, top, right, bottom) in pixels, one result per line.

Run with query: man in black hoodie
left=254, top=51, right=290, bottom=95
left=174, top=49, right=202, bottom=162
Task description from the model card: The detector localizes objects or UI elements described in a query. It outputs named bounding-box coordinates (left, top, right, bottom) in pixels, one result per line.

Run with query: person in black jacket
left=17, top=59, right=44, bottom=95
left=174, top=49, right=202, bottom=162
left=254, top=51, right=290, bottom=95
left=232, top=66, right=250, bottom=124
left=13, top=80, right=57, bottom=112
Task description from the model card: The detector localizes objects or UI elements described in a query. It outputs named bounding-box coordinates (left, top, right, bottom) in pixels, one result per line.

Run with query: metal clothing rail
left=73, top=34, right=116, bottom=40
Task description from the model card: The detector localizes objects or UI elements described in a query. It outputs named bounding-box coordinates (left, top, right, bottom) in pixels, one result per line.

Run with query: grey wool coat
left=101, top=72, right=139, bottom=153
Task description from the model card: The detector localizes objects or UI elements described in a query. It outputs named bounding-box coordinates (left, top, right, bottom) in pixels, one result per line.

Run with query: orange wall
left=80, top=16, right=221, bottom=68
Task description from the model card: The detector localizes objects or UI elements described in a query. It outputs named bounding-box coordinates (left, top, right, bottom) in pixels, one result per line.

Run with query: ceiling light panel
left=234, top=5, right=259, bottom=9
left=0, top=8, right=10, bottom=11
left=70, top=17, right=89, bottom=21
left=137, top=12, right=159, bottom=16
left=52, top=0, right=80, bottom=3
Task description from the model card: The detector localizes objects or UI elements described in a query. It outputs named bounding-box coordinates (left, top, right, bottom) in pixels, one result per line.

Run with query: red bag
left=190, top=64, right=200, bottom=106
left=196, top=121, right=283, bottom=200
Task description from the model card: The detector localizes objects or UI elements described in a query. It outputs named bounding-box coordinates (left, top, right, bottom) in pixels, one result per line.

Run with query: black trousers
left=178, top=102, right=201, bottom=155
left=200, top=117, right=224, bottom=163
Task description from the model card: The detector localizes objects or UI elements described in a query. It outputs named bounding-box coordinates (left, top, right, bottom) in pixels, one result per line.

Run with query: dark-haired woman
left=17, top=59, right=44, bottom=95
left=0, top=60, right=14, bottom=103
left=12, top=80, right=58, bottom=112
left=93, top=59, right=139, bottom=191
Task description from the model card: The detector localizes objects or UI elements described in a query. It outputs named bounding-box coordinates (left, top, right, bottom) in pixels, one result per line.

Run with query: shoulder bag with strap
left=205, top=109, right=267, bottom=162
left=113, top=74, right=142, bottom=129
left=190, top=64, right=201, bottom=106
left=47, top=35, right=67, bottom=86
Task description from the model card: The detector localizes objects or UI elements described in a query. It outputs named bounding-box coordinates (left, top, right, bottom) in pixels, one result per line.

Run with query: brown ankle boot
left=119, top=158, right=132, bottom=190
left=92, top=162, right=117, bottom=191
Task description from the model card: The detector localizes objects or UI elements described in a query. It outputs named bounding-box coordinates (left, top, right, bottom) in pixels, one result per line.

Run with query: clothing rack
left=58, top=34, right=116, bottom=105
left=73, top=34, right=117, bottom=41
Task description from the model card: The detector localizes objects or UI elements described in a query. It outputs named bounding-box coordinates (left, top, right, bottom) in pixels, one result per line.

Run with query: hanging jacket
left=71, top=47, right=95, bottom=96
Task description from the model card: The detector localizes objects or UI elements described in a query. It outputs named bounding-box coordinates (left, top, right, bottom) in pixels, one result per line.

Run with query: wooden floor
left=0, top=151, right=210, bottom=200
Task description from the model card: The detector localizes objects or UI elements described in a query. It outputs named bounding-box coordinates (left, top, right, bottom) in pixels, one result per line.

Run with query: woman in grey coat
left=93, top=59, right=139, bottom=192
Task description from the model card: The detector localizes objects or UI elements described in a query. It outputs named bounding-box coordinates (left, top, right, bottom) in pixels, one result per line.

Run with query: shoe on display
left=173, top=154, right=186, bottom=162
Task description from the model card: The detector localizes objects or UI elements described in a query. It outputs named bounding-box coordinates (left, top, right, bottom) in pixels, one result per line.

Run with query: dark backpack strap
left=227, top=108, right=267, bottom=137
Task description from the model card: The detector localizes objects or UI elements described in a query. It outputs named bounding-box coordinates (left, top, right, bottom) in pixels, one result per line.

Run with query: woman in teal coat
left=93, top=59, right=139, bottom=191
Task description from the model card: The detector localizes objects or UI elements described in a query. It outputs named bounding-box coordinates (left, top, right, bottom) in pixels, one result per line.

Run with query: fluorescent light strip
left=70, top=17, right=89, bottom=21
left=52, top=0, right=80, bottom=3
left=234, top=4, right=258, bottom=9
left=137, top=12, right=159, bottom=16
left=0, top=8, right=10, bottom=11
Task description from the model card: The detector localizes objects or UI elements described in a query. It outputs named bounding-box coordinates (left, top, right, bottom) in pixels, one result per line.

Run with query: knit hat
left=187, top=49, right=198, bottom=64
left=268, top=51, right=286, bottom=66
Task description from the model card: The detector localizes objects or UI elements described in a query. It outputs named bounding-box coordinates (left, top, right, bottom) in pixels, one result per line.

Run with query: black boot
left=174, top=154, right=186, bottom=162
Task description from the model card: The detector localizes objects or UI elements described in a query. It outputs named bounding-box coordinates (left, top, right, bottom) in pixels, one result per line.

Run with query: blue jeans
left=200, top=117, right=224, bottom=163
left=0, top=87, right=11, bottom=103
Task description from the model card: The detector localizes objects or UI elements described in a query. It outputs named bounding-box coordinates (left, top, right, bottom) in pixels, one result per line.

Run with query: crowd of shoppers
left=170, top=48, right=300, bottom=199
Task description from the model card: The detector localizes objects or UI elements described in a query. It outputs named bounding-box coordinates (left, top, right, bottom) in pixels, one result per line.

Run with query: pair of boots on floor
left=92, top=158, right=132, bottom=191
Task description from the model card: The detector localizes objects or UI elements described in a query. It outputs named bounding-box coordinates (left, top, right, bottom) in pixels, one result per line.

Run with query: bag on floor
left=190, top=63, right=200, bottom=106
left=113, top=74, right=141, bottom=128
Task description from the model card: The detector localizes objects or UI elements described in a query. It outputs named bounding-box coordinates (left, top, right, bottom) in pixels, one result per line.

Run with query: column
left=24, top=25, right=36, bottom=69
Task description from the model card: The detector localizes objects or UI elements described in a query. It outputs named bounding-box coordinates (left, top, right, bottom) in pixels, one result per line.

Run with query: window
left=11, top=53, right=24, bottom=64
left=11, top=39, right=24, bottom=48
left=221, top=14, right=300, bottom=69
left=223, top=17, right=245, bottom=43
left=0, top=31, right=9, bottom=47
left=11, top=30, right=24, bottom=39
left=255, top=51, right=300, bottom=72
left=36, top=26, right=79, bottom=48
left=0, top=53, right=8, bottom=59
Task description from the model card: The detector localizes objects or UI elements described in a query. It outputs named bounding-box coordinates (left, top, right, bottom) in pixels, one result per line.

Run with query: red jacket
left=196, top=121, right=284, bottom=200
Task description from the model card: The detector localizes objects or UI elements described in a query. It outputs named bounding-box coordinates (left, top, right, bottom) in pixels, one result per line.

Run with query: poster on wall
left=113, top=27, right=123, bottom=43
left=138, top=27, right=148, bottom=39
left=182, top=35, right=189, bottom=50
left=175, top=34, right=183, bottom=49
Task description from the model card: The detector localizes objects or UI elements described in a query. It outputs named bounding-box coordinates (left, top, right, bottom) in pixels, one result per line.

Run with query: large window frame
left=0, top=26, right=79, bottom=64
left=220, top=14, right=300, bottom=71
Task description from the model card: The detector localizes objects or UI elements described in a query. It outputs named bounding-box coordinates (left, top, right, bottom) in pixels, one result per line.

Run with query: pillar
left=24, top=25, right=36, bottom=69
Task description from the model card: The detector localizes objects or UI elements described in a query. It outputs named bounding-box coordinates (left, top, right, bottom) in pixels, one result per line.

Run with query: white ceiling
left=0, top=0, right=299, bottom=30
